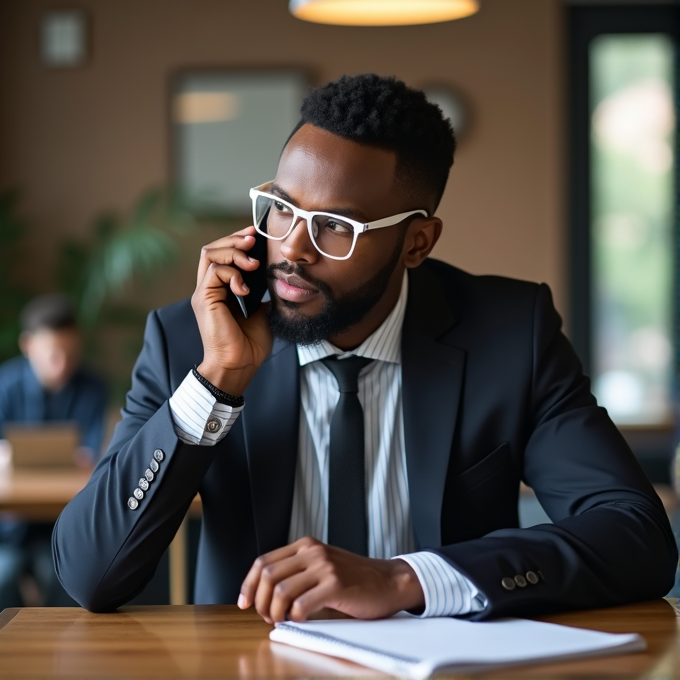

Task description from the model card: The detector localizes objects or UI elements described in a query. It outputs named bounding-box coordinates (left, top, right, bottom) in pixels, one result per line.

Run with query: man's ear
left=403, top=217, right=443, bottom=269
left=18, top=332, right=31, bottom=356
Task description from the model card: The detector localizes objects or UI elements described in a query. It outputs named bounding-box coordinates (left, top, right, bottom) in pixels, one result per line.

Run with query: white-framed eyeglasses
left=249, top=181, right=428, bottom=261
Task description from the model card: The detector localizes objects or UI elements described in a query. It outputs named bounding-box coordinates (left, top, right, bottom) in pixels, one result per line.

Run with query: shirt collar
left=297, top=271, right=408, bottom=367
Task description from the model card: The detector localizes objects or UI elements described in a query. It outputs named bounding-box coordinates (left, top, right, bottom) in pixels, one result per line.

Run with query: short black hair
left=20, top=294, right=77, bottom=334
left=291, top=73, right=456, bottom=212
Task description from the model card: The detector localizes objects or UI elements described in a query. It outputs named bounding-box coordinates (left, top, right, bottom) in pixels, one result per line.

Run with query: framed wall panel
left=172, top=70, right=308, bottom=215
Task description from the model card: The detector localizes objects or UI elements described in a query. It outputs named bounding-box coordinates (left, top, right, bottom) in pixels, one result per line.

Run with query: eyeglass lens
left=254, top=194, right=355, bottom=258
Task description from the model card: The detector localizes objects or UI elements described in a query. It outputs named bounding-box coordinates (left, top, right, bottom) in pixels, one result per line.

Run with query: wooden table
left=0, top=469, right=92, bottom=520
left=0, top=469, right=200, bottom=605
left=0, top=600, right=678, bottom=679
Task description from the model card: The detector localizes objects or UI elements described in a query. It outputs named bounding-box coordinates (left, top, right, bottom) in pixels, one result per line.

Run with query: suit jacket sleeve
left=53, top=309, right=217, bottom=611
left=431, top=284, right=677, bottom=619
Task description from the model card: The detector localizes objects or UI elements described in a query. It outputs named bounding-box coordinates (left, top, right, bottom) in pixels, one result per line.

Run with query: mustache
left=266, top=261, right=333, bottom=298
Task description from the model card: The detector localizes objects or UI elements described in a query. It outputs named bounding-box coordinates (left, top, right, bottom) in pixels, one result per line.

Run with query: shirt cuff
left=395, top=551, right=486, bottom=617
left=169, top=371, right=244, bottom=446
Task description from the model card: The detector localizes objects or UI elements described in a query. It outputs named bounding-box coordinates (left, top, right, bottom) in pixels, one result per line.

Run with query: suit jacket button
left=526, top=571, right=539, bottom=585
left=205, top=418, right=221, bottom=433
left=127, top=497, right=139, bottom=510
left=145, top=469, right=155, bottom=482
left=514, top=574, right=527, bottom=588
left=501, top=577, right=516, bottom=591
left=133, top=488, right=144, bottom=501
left=153, top=449, right=165, bottom=462
left=139, top=478, right=149, bottom=491
left=149, top=459, right=159, bottom=473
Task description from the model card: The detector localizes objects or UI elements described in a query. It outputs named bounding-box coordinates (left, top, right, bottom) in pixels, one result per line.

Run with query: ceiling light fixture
left=289, top=0, right=480, bottom=26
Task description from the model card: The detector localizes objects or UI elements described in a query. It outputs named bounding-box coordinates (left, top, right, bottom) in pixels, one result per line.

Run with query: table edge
left=0, top=608, right=19, bottom=631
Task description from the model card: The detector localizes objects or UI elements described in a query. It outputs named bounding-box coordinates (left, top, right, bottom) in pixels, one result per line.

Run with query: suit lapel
left=241, top=338, right=300, bottom=555
left=402, top=265, right=466, bottom=549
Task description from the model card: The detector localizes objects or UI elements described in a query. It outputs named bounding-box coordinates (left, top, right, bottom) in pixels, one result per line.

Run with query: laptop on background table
left=4, top=422, right=81, bottom=469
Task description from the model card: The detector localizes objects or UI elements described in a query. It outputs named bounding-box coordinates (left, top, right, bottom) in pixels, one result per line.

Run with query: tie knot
left=321, top=356, right=374, bottom=393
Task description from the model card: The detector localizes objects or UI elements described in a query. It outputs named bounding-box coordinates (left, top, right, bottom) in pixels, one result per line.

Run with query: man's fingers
left=268, top=570, right=325, bottom=623
left=239, top=540, right=412, bottom=623
left=239, top=538, right=326, bottom=619
left=212, top=262, right=250, bottom=297
left=196, top=241, right=259, bottom=288
left=198, top=257, right=262, bottom=300
left=253, top=554, right=312, bottom=623
left=239, top=543, right=301, bottom=610
left=201, top=225, right=258, bottom=253
left=238, top=555, right=266, bottom=610
left=192, top=264, right=244, bottom=305
left=287, top=579, right=338, bottom=622
left=196, top=229, right=260, bottom=285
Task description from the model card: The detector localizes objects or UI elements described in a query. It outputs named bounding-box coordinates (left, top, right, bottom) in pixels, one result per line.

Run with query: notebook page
left=270, top=616, right=645, bottom=679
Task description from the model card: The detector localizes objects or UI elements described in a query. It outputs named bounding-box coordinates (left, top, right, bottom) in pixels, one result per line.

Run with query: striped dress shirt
left=169, top=273, right=484, bottom=616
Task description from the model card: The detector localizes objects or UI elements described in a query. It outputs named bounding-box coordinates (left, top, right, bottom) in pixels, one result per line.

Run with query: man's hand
left=192, top=226, right=273, bottom=396
left=237, top=537, right=425, bottom=623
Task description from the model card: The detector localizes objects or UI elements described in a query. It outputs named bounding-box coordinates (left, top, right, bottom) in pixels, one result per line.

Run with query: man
left=0, top=294, right=107, bottom=607
left=54, top=74, right=676, bottom=621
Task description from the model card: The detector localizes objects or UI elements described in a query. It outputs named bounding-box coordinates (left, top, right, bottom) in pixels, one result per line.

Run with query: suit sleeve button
left=127, top=497, right=139, bottom=510
left=153, top=449, right=165, bottom=462
left=501, top=577, right=516, bottom=591
left=514, top=575, right=527, bottom=588
left=205, top=418, right=221, bottom=433
left=145, top=469, right=155, bottom=482
left=149, top=459, right=159, bottom=473
left=526, top=571, right=539, bottom=585
left=133, top=488, right=144, bottom=501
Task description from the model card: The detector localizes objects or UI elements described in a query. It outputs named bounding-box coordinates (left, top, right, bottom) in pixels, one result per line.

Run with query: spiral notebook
left=270, top=614, right=645, bottom=679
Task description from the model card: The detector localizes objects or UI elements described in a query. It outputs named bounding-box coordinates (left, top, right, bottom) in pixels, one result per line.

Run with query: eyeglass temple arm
left=363, top=209, right=429, bottom=231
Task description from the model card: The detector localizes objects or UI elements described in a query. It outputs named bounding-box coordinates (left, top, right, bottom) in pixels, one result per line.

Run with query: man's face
left=21, top=328, right=82, bottom=392
left=265, top=124, right=418, bottom=348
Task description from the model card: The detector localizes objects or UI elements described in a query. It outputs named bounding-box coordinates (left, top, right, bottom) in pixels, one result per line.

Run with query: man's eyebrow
left=270, top=183, right=368, bottom=222
left=270, top=183, right=297, bottom=205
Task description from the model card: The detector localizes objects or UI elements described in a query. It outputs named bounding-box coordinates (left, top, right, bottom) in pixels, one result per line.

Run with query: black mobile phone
left=234, top=231, right=268, bottom=319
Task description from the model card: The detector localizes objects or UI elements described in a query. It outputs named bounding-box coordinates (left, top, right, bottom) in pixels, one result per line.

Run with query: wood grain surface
left=0, top=600, right=677, bottom=679
left=0, top=470, right=202, bottom=520
left=0, top=469, right=92, bottom=519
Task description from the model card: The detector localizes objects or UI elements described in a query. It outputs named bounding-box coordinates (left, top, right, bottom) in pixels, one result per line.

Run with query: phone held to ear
left=234, top=231, right=269, bottom=319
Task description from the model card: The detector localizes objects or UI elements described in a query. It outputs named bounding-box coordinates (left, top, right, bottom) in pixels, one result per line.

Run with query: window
left=569, top=4, right=679, bottom=479
left=590, top=34, right=675, bottom=426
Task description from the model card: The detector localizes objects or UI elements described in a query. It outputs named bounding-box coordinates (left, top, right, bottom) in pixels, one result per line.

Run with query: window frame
left=568, top=2, right=679, bottom=481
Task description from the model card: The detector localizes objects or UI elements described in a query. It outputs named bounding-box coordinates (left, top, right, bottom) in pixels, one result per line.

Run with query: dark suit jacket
left=53, top=259, right=677, bottom=617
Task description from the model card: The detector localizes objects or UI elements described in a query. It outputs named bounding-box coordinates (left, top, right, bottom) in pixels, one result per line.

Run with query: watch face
left=423, top=86, right=468, bottom=139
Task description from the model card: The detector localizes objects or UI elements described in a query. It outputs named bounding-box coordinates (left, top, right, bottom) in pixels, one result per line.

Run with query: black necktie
left=321, top=355, right=374, bottom=556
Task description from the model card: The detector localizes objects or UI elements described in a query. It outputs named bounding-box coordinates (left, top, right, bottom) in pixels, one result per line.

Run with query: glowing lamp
left=289, top=0, right=480, bottom=27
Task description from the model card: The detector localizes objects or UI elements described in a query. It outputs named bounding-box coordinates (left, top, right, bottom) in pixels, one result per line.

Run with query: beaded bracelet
left=192, top=366, right=245, bottom=408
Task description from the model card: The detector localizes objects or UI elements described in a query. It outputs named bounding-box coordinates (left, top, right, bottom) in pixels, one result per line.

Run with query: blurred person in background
left=0, top=294, right=107, bottom=608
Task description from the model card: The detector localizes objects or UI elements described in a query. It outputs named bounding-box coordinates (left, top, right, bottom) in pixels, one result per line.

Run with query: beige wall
left=0, top=0, right=566, bottom=319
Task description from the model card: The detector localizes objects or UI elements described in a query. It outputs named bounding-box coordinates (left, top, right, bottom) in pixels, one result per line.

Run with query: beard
left=266, top=234, right=405, bottom=347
